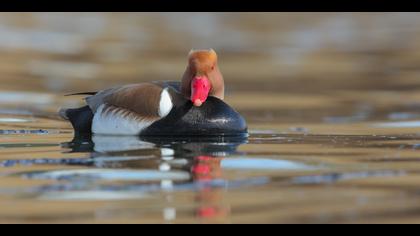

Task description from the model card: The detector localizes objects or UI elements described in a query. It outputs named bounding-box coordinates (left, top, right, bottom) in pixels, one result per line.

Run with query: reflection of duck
left=62, top=134, right=248, bottom=158
left=60, top=49, right=247, bottom=137
left=23, top=135, right=275, bottom=211
left=191, top=156, right=231, bottom=220
left=139, top=136, right=248, bottom=158
left=62, top=135, right=235, bottom=220
left=60, top=134, right=247, bottom=172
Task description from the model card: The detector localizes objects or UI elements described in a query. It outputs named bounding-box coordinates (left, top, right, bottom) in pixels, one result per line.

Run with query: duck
left=59, top=49, right=247, bottom=137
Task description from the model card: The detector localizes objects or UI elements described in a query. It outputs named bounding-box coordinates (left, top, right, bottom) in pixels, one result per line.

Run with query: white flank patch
left=158, top=88, right=173, bottom=118
left=92, top=104, right=154, bottom=135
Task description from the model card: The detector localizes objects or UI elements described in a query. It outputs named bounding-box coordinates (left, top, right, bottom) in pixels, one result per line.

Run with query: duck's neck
left=181, top=64, right=194, bottom=98
left=210, top=65, right=225, bottom=100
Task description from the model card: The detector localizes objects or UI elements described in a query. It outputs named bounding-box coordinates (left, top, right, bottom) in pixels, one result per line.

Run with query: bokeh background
left=1, top=12, right=419, bottom=92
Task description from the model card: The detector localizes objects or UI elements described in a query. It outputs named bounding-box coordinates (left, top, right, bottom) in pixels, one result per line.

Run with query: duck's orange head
left=181, top=49, right=224, bottom=107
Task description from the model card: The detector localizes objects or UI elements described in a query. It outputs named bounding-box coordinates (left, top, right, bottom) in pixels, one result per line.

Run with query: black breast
left=141, top=94, right=248, bottom=137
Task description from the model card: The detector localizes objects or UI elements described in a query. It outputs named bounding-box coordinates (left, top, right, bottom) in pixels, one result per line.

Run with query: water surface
left=1, top=89, right=420, bottom=224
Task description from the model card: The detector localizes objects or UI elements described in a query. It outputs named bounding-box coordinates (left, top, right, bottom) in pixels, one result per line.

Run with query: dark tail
left=59, top=106, right=94, bottom=134
left=64, top=92, right=97, bottom=97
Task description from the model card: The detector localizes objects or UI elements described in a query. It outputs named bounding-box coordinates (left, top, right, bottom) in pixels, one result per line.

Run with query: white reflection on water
left=372, top=121, right=420, bottom=128
left=0, top=91, right=54, bottom=104
left=38, top=191, right=150, bottom=201
left=0, top=118, right=32, bottom=123
left=92, top=135, right=156, bottom=153
left=221, top=157, right=315, bottom=171
left=26, top=169, right=191, bottom=181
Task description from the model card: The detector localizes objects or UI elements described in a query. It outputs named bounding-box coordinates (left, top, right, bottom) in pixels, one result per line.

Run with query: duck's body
left=61, top=81, right=247, bottom=136
left=60, top=49, right=247, bottom=137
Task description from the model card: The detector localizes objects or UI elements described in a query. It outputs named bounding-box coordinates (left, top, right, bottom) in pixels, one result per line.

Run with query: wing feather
left=86, top=83, right=166, bottom=119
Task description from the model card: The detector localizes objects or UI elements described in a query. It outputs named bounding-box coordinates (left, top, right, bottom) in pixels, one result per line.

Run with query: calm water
left=2, top=13, right=420, bottom=223
left=1, top=90, right=420, bottom=224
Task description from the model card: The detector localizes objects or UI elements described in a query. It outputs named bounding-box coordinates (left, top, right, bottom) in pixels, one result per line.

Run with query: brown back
left=86, top=83, right=163, bottom=118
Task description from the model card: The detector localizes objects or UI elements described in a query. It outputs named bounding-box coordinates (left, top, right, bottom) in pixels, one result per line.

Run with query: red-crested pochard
left=60, top=49, right=247, bottom=137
